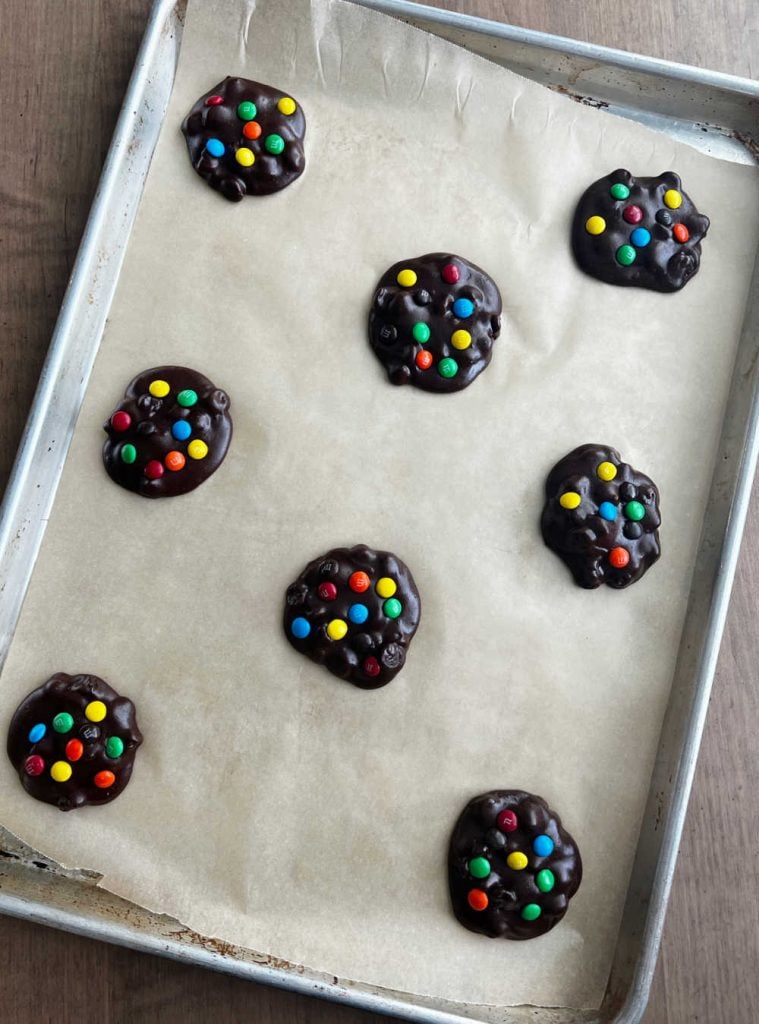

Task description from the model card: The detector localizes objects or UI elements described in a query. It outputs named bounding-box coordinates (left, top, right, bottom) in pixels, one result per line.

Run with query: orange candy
left=242, top=120, right=262, bottom=140
left=94, top=770, right=115, bottom=789
left=673, top=223, right=690, bottom=243
left=609, top=546, right=630, bottom=569
left=415, top=350, right=433, bottom=370
left=467, top=889, right=489, bottom=912
left=65, top=739, right=83, bottom=762
left=165, top=451, right=186, bottom=472
left=349, top=571, right=370, bottom=593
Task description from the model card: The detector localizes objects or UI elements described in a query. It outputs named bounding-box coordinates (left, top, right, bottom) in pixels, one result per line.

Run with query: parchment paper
left=1, top=0, right=758, bottom=1010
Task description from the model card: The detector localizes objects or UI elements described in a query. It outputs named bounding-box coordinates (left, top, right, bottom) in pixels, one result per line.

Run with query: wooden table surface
left=1, top=2, right=757, bottom=1022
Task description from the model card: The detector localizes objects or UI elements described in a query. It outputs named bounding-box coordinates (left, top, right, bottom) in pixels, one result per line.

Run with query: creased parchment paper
left=1, top=0, right=758, bottom=1010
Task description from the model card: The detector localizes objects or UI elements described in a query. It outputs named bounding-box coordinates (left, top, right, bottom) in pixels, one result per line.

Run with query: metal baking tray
left=1, top=1, right=758, bottom=1021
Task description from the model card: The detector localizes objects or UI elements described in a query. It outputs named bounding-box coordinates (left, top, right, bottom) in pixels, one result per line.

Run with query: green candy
left=52, top=712, right=74, bottom=734
left=412, top=322, right=430, bottom=344
left=610, top=182, right=630, bottom=200
left=438, top=357, right=458, bottom=379
left=616, top=244, right=636, bottom=267
left=521, top=903, right=542, bottom=922
left=624, top=500, right=645, bottom=522
left=468, top=857, right=491, bottom=879
left=536, top=869, right=555, bottom=893
left=264, top=133, right=285, bottom=155
left=383, top=597, right=402, bottom=619
left=237, top=100, right=256, bottom=121
left=177, top=389, right=198, bottom=408
left=105, top=736, right=124, bottom=759
left=120, top=444, right=137, bottom=465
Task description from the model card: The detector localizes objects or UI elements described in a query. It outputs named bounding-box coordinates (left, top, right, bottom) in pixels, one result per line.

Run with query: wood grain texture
left=0, top=2, right=757, bottom=1022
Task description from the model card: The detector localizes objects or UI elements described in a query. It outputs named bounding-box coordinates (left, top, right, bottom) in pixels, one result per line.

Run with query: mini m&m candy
left=284, top=545, right=421, bottom=689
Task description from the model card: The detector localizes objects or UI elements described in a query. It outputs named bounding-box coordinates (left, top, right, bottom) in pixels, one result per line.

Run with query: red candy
left=441, top=263, right=460, bottom=284
left=318, top=582, right=337, bottom=602
left=205, top=94, right=224, bottom=106
left=623, top=204, right=643, bottom=224
left=110, top=411, right=131, bottom=432
left=144, top=460, right=164, bottom=480
left=609, top=546, right=630, bottom=569
left=363, top=656, right=380, bottom=678
left=467, top=889, right=488, bottom=911
left=673, top=223, right=690, bottom=243
left=24, top=755, right=45, bottom=777
left=94, top=770, right=115, bottom=789
left=415, top=350, right=433, bottom=370
left=65, top=739, right=84, bottom=762
left=497, top=809, right=518, bottom=833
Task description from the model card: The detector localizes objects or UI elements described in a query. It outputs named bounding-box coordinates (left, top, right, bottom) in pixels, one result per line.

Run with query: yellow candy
left=50, top=761, right=72, bottom=783
left=451, top=330, right=472, bottom=351
left=664, top=189, right=682, bottom=209
left=277, top=97, right=296, bottom=116
left=559, top=491, right=581, bottom=510
left=507, top=851, right=528, bottom=871
left=148, top=379, right=170, bottom=398
left=597, top=461, right=617, bottom=482
left=236, top=147, right=255, bottom=167
left=187, top=440, right=208, bottom=460
left=327, top=619, right=348, bottom=641
left=585, top=215, right=606, bottom=235
left=396, top=269, right=417, bottom=288
left=85, top=700, right=107, bottom=723
left=375, top=577, right=397, bottom=599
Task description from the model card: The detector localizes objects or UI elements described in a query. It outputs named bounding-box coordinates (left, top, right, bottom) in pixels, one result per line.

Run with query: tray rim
left=1, top=1, right=758, bottom=1023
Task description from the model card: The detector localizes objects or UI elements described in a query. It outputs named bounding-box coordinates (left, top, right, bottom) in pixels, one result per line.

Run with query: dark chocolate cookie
left=283, top=545, right=421, bottom=688
left=103, top=365, right=232, bottom=498
left=181, top=77, right=306, bottom=201
left=7, top=673, right=142, bottom=811
left=368, top=253, right=502, bottom=393
left=448, top=789, right=582, bottom=940
left=571, top=169, right=709, bottom=292
left=541, top=443, right=661, bottom=589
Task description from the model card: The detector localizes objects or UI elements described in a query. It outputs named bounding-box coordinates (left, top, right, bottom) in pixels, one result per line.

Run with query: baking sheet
left=1, top=0, right=758, bottom=1011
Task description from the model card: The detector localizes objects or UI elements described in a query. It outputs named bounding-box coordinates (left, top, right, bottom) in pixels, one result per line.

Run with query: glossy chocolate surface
left=368, top=253, right=502, bottom=393
left=102, top=365, right=232, bottom=498
left=7, top=673, right=142, bottom=811
left=448, top=789, right=582, bottom=940
left=181, top=76, right=306, bottom=201
left=283, top=544, right=421, bottom=689
left=571, top=169, right=709, bottom=292
left=541, top=443, right=661, bottom=589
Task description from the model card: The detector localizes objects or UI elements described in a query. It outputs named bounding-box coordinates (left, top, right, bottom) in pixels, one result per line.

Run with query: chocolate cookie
left=7, top=673, right=142, bottom=811
left=103, top=366, right=232, bottom=498
left=541, top=443, right=661, bottom=589
left=181, top=77, right=306, bottom=201
left=368, top=253, right=502, bottom=393
left=448, top=790, right=582, bottom=940
left=283, top=545, right=421, bottom=688
left=571, top=169, right=709, bottom=292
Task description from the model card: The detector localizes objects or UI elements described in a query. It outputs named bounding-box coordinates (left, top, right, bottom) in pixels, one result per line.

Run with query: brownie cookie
left=181, top=77, right=306, bottom=201
left=103, top=366, right=232, bottom=498
left=7, top=673, right=142, bottom=811
left=283, top=545, right=421, bottom=688
left=368, top=253, right=502, bottom=393
left=541, top=443, right=661, bottom=589
left=448, top=789, right=582, bottom=940
left=571, top=169, right=709, bottom=292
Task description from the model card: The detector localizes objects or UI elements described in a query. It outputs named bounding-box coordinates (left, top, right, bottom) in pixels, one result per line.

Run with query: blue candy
left=452, top=297, right=474, bottom=319
left=172, top=420, right=192, bottom=441
left=598, top=501, right=618, bottom=522
left=630, top=227, right=651, bottom=248
left=291, top=617, right=311, bottom=639
left=533, top=834, right=555, bottom=858
left=348, top=603, right=369, bottom=625
left=206, top=138, right=225, bottom=158
left=28, top=723, right=46, bottom=744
